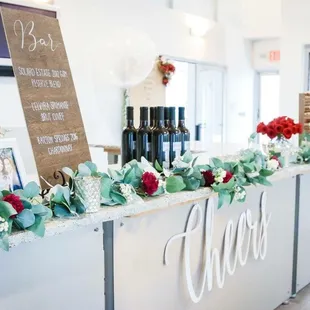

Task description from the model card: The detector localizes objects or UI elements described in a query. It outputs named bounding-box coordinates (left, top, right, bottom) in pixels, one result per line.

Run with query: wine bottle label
left=163, top=141, right=170, bottom=169
left=173, top=141, right=182, bottom=158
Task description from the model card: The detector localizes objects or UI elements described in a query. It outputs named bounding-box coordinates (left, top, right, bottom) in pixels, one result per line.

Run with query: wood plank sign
left=0, top=7, right=91, bottom=188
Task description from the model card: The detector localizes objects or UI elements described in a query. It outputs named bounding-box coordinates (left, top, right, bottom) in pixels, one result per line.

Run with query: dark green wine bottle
left=164, top=107, right=170, bottom=128
left=178, top=107, right=190, bottom=155
left=152, top=106, right=169, bottom=169
left=137, top=107, right=151, bottom=161
left=150, top=107, right=155, bottom=129
left=168, top=107, right=181, bottom=167
left=121, top=106, right=136, bottom=166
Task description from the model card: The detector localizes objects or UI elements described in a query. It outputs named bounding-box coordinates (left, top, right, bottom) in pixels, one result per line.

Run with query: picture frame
left=0, top=138, right=27, bottom=191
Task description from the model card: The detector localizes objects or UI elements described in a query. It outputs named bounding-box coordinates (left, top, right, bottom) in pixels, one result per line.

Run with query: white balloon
left=103, top=27, right=157, bottom=88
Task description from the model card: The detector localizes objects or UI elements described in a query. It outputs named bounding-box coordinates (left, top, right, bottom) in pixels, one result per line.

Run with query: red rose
left=292, top=125, right=298, bottom=134
left=275, top=124, right=284, bottom=134
left=297, top=124, right=303, bottom=134
left=163, top=77, right=169, bottom=86
left=3, top=194, right=24, bottom=218
left=142, top=172, right=159, bottom=196
left=256, top=122, right=266, bottom=133
left=202, top=170, right=215, bottom=187
left=267, top=126, right=277, bottom=139
left=283, top=127, right=293, bottom=139
left=223, top=171, right=233, bottom=183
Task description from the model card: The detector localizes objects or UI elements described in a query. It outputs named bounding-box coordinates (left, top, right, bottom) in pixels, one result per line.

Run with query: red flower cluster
left=202, top=170, right=233, bottom=187
left=257, top=116, right=303, bottom=140
left=3, top=194, right=24, bottom=218
left=158, top=56, right=175, bottom=86
left=142, top=172, right=159, bottom=196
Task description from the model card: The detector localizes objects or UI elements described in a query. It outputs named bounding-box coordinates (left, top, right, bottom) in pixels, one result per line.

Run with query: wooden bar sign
left=0, top=7, right=91, bottom=188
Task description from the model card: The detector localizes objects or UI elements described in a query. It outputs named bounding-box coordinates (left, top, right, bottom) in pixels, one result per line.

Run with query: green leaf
left=51, top=185, right=71, bottom=206
left=13, top=189, right=25, bottom=199
left=249, top=132, right=257, bottom=140
left=183, top=177, right=200, bottom=191
left=0, top=191, right=3, bottom=199
left=210, top=157, right=224, bottom=168
left=23, top=182, right=40, bottom=199
left=184, top=168, right=194, bottom=177
left=224, top=162, right=233, bottom=172
left=166, top=176, right=186, bottom=193
left=123, top=167, right=136, bottom=184
left=110, top=191, right=127, bottom=205
left=259, top=169, right=274, bottom=177
left=62, top=167, right=74, bottom=178
left=2, top=190, right=11, bottom=197
left=155, top=160, right=163, bottom=172
left=183, top=151, right=193, bottom=163
left=101, top=177, right=112, bottom=199
left=212, top=178, right=235, bottom=192
left=192, top=156, right=199, bottom=167
left=21, top=199, right=32, bottom=210
left=151, top=186, right=165, bottom=196
left=243, top=163, right=255, bottom=173
left=71, top=197, right=86, bottom=214
left=42, top=207, right=53, bottom=221
left=108, top=168, right=124, bottom=182
left=217, top=191, right=226, bottom=209
left=77, top=163, right=92, bottom=177
left=14, top=209, right=35, bottom=229
left=101, top=198, right=119, bottom=206
left=0, top=201, right=17, bottom=220
left=84, top=161, right=98, bottom=174
left=32, top=204, right=48, bottom=216
left=27, top=215, right=45, bottom=237
left=53, top=204, right=72, bottom=218
left=0, top=233, right=9, bottom=251
left=257, top=176, right=272, bottom=186
left=7, top=218, right=13, bottom=234
left=191, top=167, right=203, bottom=179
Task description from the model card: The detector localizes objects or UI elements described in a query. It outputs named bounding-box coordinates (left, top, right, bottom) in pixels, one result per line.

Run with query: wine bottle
left=164, top=107, right=170, bottom=128
left=150, top=107, right=155, bottom=129
left=178, top=107, right=190, bottom=155
left=152, top=106, right=169, bottom=169
left=121, top=106, right=136, bottom=166
left=137, top=107, right=152, bottom=161
left=168, top=107, right=181, bottom=167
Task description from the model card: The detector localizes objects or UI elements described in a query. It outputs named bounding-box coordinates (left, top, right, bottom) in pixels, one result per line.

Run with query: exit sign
left=269, top=50, right=280, bottom=62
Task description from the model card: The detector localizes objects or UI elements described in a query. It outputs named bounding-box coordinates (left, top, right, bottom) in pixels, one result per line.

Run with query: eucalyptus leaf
left=108, top=168, right=124, bottom=182
left=182, top=151, right=193, bottom=164
left=0, top=201, right=17, bottom=220
left=101, top=198, right=119, bottom=206
left=155, top=160, right=163, bottom=172
left=192, top=156, right=199, bottom=167
left=84, top=161, right=98, bottom=174
left=42, top=206, right=53, bottom=221
left=183, top=177, right=200, bottom=191
left=27, top=215, right=45, bottom=237
left=257, top=176, right=272, bottom=187
left=53, top=204, right=72, bottom=218
left=32, top=204, right=48, bottom=216
left=62, top=167, right=74, bottom=178
left=101, top=177, right=112, bottom=199
left=259, top=169, right=274, bottom=177
left=71, top=197, right=86, bottom=214
left=110, top=191, right=127, bottom=205
left=2, top=190, right=11, bottom=197
left=14, top=209, right=35, bottom=229
left=77, top=163, right=92, bottom=177
left=210, top=158, right=224, bottom=168
left=13, top=189, right=25, bottom=199
left=166, top=176, right=186, bottom=193
left=21, top=199, right=32, bottom=210
left=243, top=163, right=255, bottom=173
left=151, top=186, right=165, bottom=196
left=123, top=167, right=136, bottom=185
left=23, top=182, right=40, bottom=199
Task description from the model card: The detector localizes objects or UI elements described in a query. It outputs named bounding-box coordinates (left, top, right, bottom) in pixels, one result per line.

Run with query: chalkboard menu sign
left=0, top=7, right=91, bottom=188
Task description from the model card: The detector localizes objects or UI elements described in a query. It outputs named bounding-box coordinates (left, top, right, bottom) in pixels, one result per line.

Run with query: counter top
left=8, top=164, right=310, bottom=249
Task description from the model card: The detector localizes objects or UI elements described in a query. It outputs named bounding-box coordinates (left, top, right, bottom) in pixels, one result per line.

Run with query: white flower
left=159, top=180, right=167, bottom=193
left=213, top=168, right=227, bottom=183
left=246, top=172, right=260, bottom=178
left=234, top=186, right=246, bottom=201
left=120, top=184, right=133, bottom=203
left=0, top=217, right=9, bottom=233
left=214, top=176, right=224, bottom=183
left=267, top=159, right=279, bottom=171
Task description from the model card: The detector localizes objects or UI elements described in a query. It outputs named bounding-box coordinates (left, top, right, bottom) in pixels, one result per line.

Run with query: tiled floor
left=276, top=286, right=310, bottom=310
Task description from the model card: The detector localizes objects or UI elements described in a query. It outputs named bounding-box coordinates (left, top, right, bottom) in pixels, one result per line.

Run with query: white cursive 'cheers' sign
left=164, top=192, right=271, bottom=304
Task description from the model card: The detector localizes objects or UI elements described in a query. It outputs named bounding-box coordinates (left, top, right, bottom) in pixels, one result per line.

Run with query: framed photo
left=0, top=138, right=26, bottom=191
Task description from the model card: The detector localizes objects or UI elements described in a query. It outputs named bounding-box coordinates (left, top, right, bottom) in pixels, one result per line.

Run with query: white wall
left=172, top=0, right=216, bottom=20
left=281, top=0, right=309, bottom=120
left=253, top=39, right=281, bottom=72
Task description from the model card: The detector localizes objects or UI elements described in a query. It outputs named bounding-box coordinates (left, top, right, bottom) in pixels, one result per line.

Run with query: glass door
left=195, top=65, right=225, bottom=153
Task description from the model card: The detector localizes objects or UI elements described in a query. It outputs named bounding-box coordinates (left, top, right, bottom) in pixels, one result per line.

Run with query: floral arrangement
left=158, top=56, right=175, bottom=86
left=257, top=116, right=303, bottom=140
left=0, top=150, right=279, bottom=251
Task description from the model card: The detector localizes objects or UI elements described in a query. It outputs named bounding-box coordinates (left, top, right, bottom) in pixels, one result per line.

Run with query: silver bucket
left=75, top=176, right=101, bottom=213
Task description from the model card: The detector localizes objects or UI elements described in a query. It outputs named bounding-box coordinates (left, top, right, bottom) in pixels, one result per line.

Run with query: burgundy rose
left=3, top=194, right=24, bottom=218
left=223, top=171, right=233, bottom=183
left=142, top=172, right=159, bottom=196
left=202, top=170, right=215, bottom=187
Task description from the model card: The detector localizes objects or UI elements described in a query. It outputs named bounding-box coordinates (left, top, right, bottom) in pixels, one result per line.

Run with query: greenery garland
left=0, top=149, right=283, bottom=251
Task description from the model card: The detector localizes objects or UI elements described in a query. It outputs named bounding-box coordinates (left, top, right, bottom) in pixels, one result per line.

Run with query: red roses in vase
left=257, top=116, right=303, bottom=140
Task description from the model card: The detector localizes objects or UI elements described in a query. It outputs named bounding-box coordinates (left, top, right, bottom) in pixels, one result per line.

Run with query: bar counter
left=1, top=164, right=310, bottom=310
